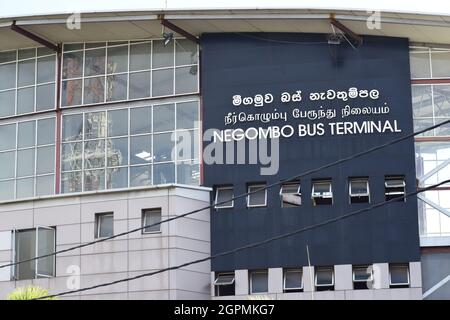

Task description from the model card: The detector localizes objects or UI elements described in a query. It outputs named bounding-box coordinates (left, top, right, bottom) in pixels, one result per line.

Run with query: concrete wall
left=212, top=262, right=422, bottom=300
left=0, top=185, right=211, bottom=300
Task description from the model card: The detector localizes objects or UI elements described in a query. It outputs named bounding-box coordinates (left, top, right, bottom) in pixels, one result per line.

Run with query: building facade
left=0, top=4, right=449, bottom=299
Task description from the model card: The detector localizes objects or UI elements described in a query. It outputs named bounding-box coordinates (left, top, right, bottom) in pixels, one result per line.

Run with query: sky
left=1, top=0, right=450, bottom=19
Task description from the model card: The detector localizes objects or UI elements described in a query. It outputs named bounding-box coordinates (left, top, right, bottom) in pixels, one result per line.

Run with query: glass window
left=17, top=87, right=35, bottom=115
left=0, top=50, right=16, bottom=63
left=315, top=267, right=334, bottom=291
left=385, top=176, right=406, bottom=201
left=36, top=226, right=56, bottom=277
left=84, top=48, right=106, bottom=76
left=37, top=118, right=55, bottom=145
left=0, top=63, right=16, bottom=90
left=84, top=76, right=105, bottom=104
left=0, top=180, right=14, bottom=201
left=410, top=50, right=431, bottom=79
left=349, top=178, right=370, bottom=204
left=250, top=271, right=268, bottom=294
left=85, top=112, right=106, bottom=139
left=130, top=106, right=151, bottom=134
left=84, top=169, right=105, bottom=191
left=62, top=142, right=82, bottom=171
left=63, top=114, right=83, bottom=141
left=176, top=39, right=198, bottom=66
left=130, top=135, right=152, bottom=165
left=129, top=71, right=150, bottom=99
left=0, top=151, right=15, bottom=179
left=152, top=68, right=174, bottom=97
left=36, top=175, right=54, bottom=196
left=18, top=121, right=35, bottom=148
left=280, top=181, right=301, bottom=207
left=312, top=180, right=333, bottom=205
left=18, top=59, right=35, bottom=87
left=0, top=90, right=15, bottom=118
left=153, top=40, right=174, bottom=68
left=36, top=146, right=55, bottom=174
left=61, top=171, right=82, bottom=193
left=154, top=132, right=175, bottom=162
left=107, top=138, right=128, bottom=167
left=84, top=140, right=105, bottom=169
left=18, top=48, right=35, bottom=60
left=108, top=109, right=128, bottom=137
left=215, top=186, right=234, bottom=209
left=175, top=66, right=198, bottom=94
left=106, top=74, right=127, bottom=102
left=0, top=124, right=16, bottom=151
left=95, top=212, right=113, bottom=238
left=107, top=45, right=128, bottom=74
left=130, top=42, right=151, bottom=71
left=37, top=56, right=56, bottom=83
left=389, top=264, right=410, bottom=287
left=63, top=51, right=83, bottom=79
left=177, top=161, right=199, bottom=185
left=153, top=104, right=175, bottom=132
left=153, top=162, right=175, bottom=184
left=431, top=51, right=450, bottom=78
left=412, top=85, right=433, bottom=118
left=62, top=79, right=82, bottom=106
left=17, top=149, right=35, bottom=177
left=130, top=165, right=151, bottom=187
left=176, top=130, right=198, bottom=161
left=142, top=208, right=162, bottom=233
left=214, top=272, right=235, bottom=297
left=247, top=184, right=267, bottom=208
left=353, top=265, right=373, bottom=290
left=284, top=269, right=303, bottom=292
left=433, top=85, right=450, bottom=118
left=107, top=167, right=128, bottom=189
left=36, top=83, right=55, bottom=111
left=17, top=177, right=34, bottom=198
left=177, top=101, right=198, bottom=129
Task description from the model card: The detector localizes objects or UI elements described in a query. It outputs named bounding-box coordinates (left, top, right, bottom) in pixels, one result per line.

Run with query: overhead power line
left=1, top=118, right=449, bottom=271
left=35, top=179, right=450, bottom=300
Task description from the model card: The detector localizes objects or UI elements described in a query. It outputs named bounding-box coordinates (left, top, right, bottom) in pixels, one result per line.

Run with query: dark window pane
left=130, top=42, right=151, bottom=71
left=37, top=47, right=54, bottom=56
left=18, top=121, right=35, bottom=148
left=84, top=76, right=105, bottom=104
left=0, top=90, right=15, bottom=117
left=130, top=135, right=152, bottom=165
left=153, top=103, right=175, bottom=132
left=62, top=79, right=82, bottom=106
left=154, top=162, right=175, bottom=184
left=106, top=74, right=127, bottom=102
left=18, top=59, right=35, bottom=87
left=0, top=63, right=16, bottom=90
left=107, top=45, right=128, bottom=74
left=129, top=71, right=150, bottom=99
left=86, top=42, right=106, bottom=49
left=17, top=87, right=34, bottom=114
left=37, top=56, right=55, bottom=83
left=152, top=68, right=173, bottom=97
left=63, top=43, right=83, bottom=51
left=36, top=83, right=55, bottom=111
left=84, top=48, right=106, bottom=76
left=18, top=48, right=35, bottom=60
left=143, top=209, right=161, bottom=233
left=0, top=50, right=16, bottom=64
left=177, top=101, right=198, bottom=129
left=62, top=51, right=83, bottom=79
left=107, top=109, right=128, bottom=137
left=15, top=229, right=36, bottom=280
left=175, top=66, right=198, bottom=94
left=153, top=40, right=174, bottom=68
left=62, top=114, right=83, bottom=141
left=130, top=165, right=151, bottom=187
left=130, top=107, right=151, bottom=134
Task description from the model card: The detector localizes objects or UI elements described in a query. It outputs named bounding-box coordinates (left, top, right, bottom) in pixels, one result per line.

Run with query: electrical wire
left=35, top=179, right=450, bottom=300
left=1, top=118, right=449, bottom=271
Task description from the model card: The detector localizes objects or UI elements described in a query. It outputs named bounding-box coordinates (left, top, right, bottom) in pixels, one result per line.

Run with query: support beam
left=159, top=17, right=200, bottom=45
left=330, top=17, right=362, bottom=47
left=10, top=21, right=60, bottom=52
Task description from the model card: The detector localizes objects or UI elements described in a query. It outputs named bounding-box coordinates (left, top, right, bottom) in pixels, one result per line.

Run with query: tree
left=6, top=285, right=56, bottom=300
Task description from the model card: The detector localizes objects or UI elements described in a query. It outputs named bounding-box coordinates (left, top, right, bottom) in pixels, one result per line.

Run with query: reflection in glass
left=84, top=169, right=105, bottom=191
left=130, top=165, right=151, bottom=187
left=62, top=51, right=83, bottom=79
left=84, top=76, right=105, bottom=104
left=18, top=59, right=35, bottom=87
left=84, top=48, right=106, bottom=76
left=18, top=121, right=35, bottom=148
left=130, top=135, right=152, bottom=165
left=130, top=42, right=151, bottom=71
left=61, top=172, right=82, bottom=193
left=153, top=163, right=175, bottom=184
left=130, top=107, right=151, bottom=134
left=62, top=142, right=82, bottom=171
left=107, top=45, right=128, bottom=74
left=107, top=138, right=128, bottom=167
left=176, top=39, right=198, bottom=66
left=153, top=40, right=174, bottom=68
left=154, top=133, right=174, bottom=162
left=177, top=101, right=198, bottom=129
left=17, top=87, right=35, bottom=114
left=84, top=140, right=105, bottom=169
left=37, top=56, right=55, bottom=83
left=63, top=114, right=83, bottom=141
left=85, top=112, right=106, bottom=139
left=175, top=66, right=198, bottom=94
left=62, top=79, right=82, bottom=106
left=177, top=161, right=199, bottom=185
left=107, top=167, right=128, bottom=189
left=412, top=85, right=433, bottom=118
left=106, top=74, right=127, bottom=102
left=433, top=85, right=450, bottom=118
left=107, top=109, right=128, bottom=137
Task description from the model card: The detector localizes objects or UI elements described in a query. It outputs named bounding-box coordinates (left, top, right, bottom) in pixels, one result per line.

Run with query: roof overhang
left=2, top=9, right=450, bottom=51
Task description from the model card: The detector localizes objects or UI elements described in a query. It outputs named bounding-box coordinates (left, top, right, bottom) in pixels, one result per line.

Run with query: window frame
left=95, top=212, right=114, bottom=239
left=283, top=269, right=304, bottom=292
left=349, top=178, right=370, bottom=203
left=249, top=270, right=269, bottom=294
left=352, top=265, right=373, bottom=283
left=314, top=267, right=335, bottom=287
left=280, top=181, right=301, bottom=207
left=214, top=272, right=236, bottom=297
left=247, top=184, right=267, bottom=208
left=142, top=208, right=162, bottom=234
left=389, top=264, right=410, bottom=287
left=214, top=186, right=234, bottom=209
left=311, top=180, right=333, bottom=205
left=385, top=176, right=406, bottom=201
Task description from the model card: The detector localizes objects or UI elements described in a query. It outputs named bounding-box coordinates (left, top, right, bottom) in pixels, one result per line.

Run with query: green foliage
left=6, top=285, right=56, bottom=300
